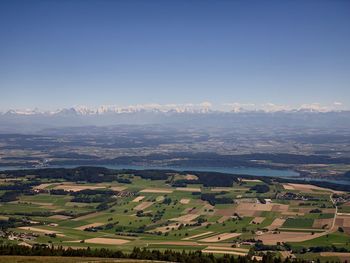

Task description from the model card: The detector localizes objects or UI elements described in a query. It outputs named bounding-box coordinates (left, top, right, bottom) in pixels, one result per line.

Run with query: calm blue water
left=0, top=164, right=299, bottom=177
left=103, top=165, right=300, bottom=177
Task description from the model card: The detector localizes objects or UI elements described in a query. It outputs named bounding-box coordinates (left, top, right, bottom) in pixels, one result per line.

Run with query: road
left=329, top=193, right=338, bottom=232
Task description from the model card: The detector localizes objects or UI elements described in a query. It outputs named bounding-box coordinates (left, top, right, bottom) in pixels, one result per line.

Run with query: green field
left=0, top=168, right=349, bottom=262
left=282, top=218, right=314, bottom=228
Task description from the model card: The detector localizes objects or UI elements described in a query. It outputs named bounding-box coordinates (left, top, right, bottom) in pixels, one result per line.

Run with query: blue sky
left=0, top=0, right=349, bottom=110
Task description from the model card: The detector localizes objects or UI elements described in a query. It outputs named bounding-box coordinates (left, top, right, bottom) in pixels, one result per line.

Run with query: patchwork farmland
left=0, top=167, right=349, bottom=262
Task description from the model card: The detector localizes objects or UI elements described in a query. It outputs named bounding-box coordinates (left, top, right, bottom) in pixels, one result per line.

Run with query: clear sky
left=0, top=0, right=349, bottom=111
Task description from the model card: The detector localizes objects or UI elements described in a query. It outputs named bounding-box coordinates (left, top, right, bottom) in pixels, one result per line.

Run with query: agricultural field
left=0, top=167, right=349, bottom=262
left=0, top=256, right=163, bottom=263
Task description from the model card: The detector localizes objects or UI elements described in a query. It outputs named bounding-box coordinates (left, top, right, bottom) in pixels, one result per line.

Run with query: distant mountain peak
left=1, top=102, right=347, bottom=116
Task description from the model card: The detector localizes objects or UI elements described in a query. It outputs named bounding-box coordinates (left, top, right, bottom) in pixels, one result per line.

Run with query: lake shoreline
left=1, top=163, right=349, bottom=186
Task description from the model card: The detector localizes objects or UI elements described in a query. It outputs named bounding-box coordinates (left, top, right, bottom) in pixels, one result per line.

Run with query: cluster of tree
left=150, top=210, right=165, bottom=223
left=4, top=167, right=118, bottom=183
left=3, top=167, right=241, bottom=188
left=254, top=241, right=291, bottom=252
left=343, top=171, right=350, bottom=179
left=200, top=193, right=233, bottom=206
left=0, top=181, right=40, bottom=202
left=172, top=172, right=241, bottom=187
left=96, top=201, right=115, bottom=211
left=50, top=189, right=70, bottom=195
left=0, top=181, right=38, bottom=191
left=309, top=209, right=322, bottom=213
left=299, top=245, right=349, bottom=253
left=250, top=184, right=270, bottom=193
left=115, top=177, right=132, bottom=184
left=0, top=244, right=324, bottom=263
left=171, top=180, right=190, bottom=187
left=193, top=172, right=239, bottom=187
left=0, top=217, right=28, bottom=229
left=0, top=190, right=21, bottom=202
left=162, top=197, right=172, bottom=205
left=70, top=189, right=115, bottom=203
left=257, top=197, right=266, bottom=204
left=0, top=211, right=53, bottom=218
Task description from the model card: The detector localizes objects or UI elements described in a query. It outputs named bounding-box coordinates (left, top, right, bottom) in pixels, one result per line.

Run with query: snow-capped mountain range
left=0, top=102, right=349, bottom=133
left=1, top=102, right=347, bottom=116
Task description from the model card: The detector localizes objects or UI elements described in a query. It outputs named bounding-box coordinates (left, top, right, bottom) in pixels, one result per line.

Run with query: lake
left=0, top=164, right=299, bottom=177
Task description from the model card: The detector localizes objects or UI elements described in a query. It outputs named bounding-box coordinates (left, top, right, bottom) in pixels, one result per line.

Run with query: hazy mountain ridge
left=0, top=108, right=350, bottom=133
left=0, top=105, right=350, bottom=116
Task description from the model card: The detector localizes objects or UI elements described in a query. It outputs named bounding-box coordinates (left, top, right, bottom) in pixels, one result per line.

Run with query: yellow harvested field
left=258, top=231, right=324, bottom=245
left=250, top=217, right=265, bottom=224
left=280, top=251, right=296, bottom=259
left=170, top=214, right=199, bottom=223
left=199, top=233, right=241, bottom=242
left=183, top=231, right=213, bottom=240
left=235, top=203, right=288, bottom=216
left=133, top=201, right=153, bottom=211
left=176, top=187, right=201, bottom=192
left=267, top=218, right=286, bottom=230
left=320, top=252, right=350, bottom=260
left=18, top=227, right=62, bottom=235
left=34, top=183, right=57, bottom=190
left=241, top=179, right=262, bottom=183
left=140, top=188, right=173, bottom=193
left=283, top=183, right=344, bottom=194
left=153, top=223, right=180, bottom=233
left=236, top=203, right=273, bottom=211
left=75, top=223, right=104, bottom=230
left=48, top=215, right=71, bottom=220
left=132, top=196, right=145, bottom=202
left=236, top=203, right=289, bottom=214
left=184, top=174, right=199, bottom=180
left=18, top=242, right=32, bottom=248
left=54, top=184, right=105, bottom=192
left=84, top=237, right=130, bottom=245
left=338, top=213, right=350, bottom=216
left=202, top=249, right=247, bottom=256
left=151, top=241, right=200, bottom=246
left=282, top=184, right=295, bottom=190
left=205, top=246, right=249, bottom=252
left=110, top=186, right=127, bottom=191
left=180, top=198, right=190, bottom=204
